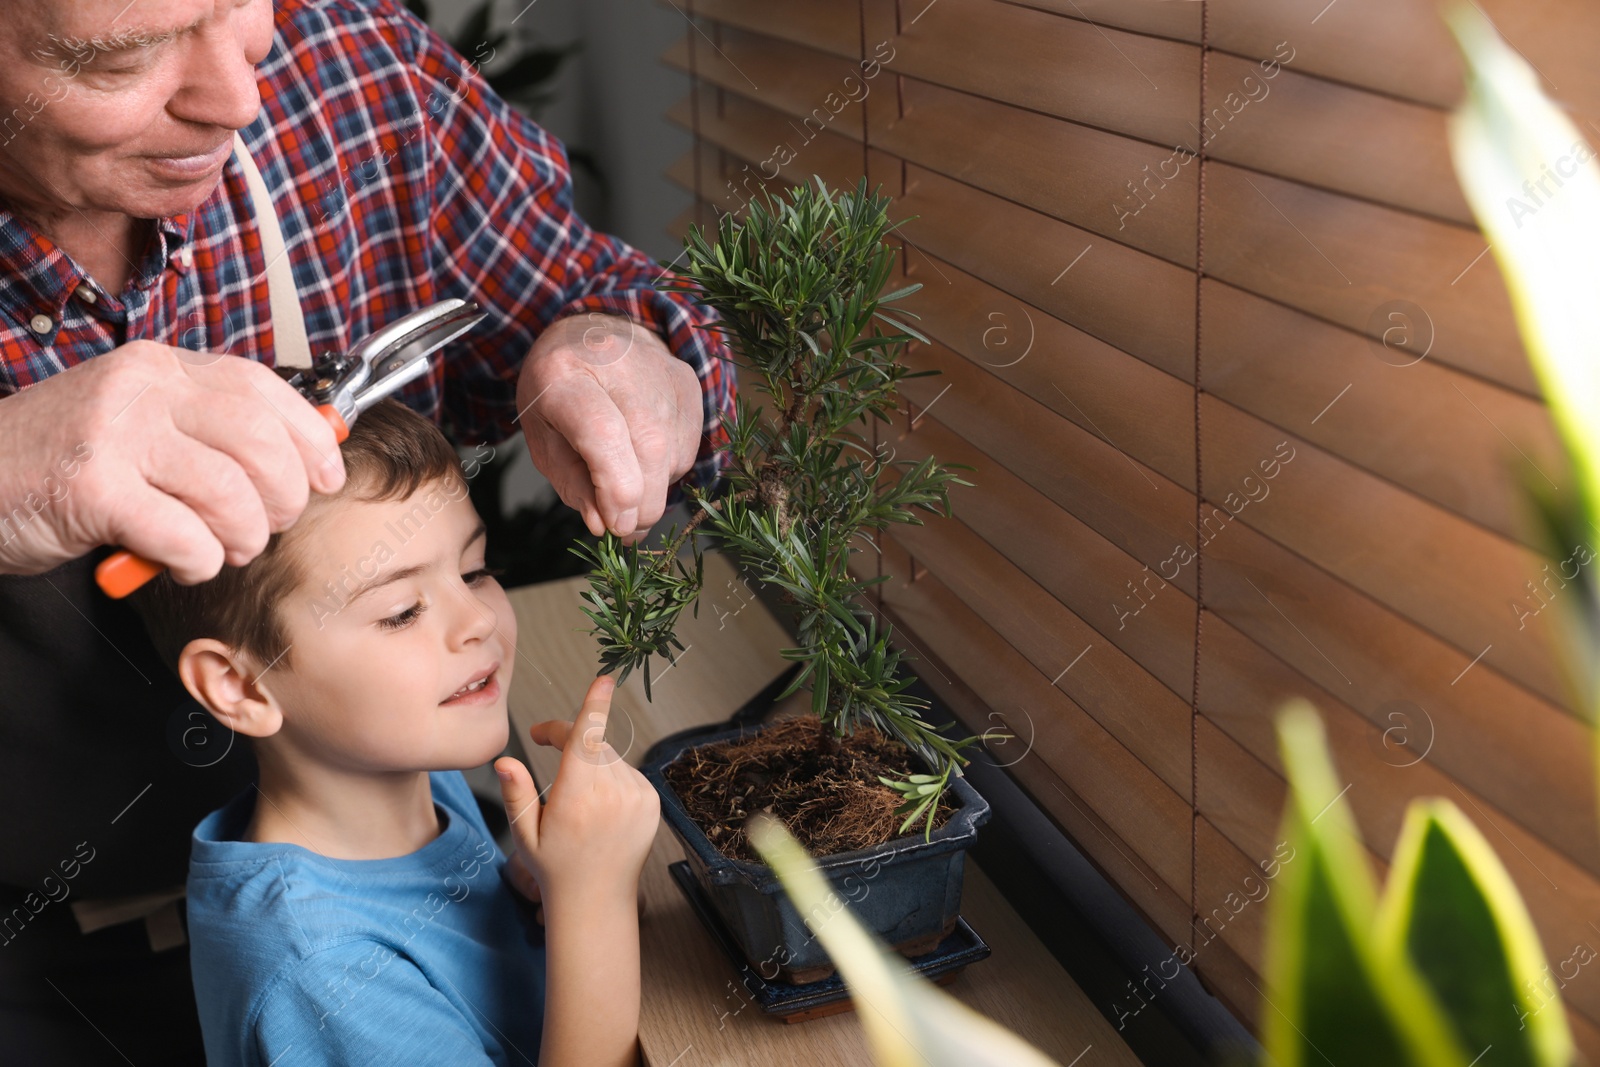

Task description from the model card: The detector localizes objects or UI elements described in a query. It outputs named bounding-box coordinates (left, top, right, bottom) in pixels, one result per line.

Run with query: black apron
left=0, top=551, right=258, bottom=900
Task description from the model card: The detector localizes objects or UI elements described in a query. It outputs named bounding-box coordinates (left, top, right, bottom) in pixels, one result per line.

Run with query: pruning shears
left=95, top=298, right=488, bottom=599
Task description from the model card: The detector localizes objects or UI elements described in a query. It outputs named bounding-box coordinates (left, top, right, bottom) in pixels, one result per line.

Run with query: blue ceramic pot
left=641, top=719, right=992, bottom=985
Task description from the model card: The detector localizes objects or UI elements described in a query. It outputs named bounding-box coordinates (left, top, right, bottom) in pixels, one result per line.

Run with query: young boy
left=129, top=397, right=660, bottom=1067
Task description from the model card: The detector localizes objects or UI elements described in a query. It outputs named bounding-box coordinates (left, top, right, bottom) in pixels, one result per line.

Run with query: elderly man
left=0, top=0, right=733, bottom=1062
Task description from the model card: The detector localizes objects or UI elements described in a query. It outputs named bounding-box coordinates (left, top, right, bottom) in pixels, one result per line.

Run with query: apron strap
left=231, top=130, right=312, bottom=371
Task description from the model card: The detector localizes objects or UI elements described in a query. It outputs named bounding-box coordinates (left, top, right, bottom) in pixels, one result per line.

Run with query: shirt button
left=29, top=314, right=54, bottom=335
left=74, top=284, right=97, bottom=305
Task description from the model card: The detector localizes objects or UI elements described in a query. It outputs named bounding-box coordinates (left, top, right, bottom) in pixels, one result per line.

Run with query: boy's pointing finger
left=563, top=673, right=617, bottom=767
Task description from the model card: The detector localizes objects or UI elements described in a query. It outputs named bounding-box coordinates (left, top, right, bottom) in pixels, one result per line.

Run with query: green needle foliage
left=570, top=176, right=994, bottom=840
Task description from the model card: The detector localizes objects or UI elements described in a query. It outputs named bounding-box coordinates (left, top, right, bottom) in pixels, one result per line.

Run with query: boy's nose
left=446, top=590, right=501, bottom=646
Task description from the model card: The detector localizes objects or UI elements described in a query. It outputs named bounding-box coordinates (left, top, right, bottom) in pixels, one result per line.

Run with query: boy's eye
left=375, top=568, right=504, bottom=632
left=378, top=603, right=423, bottom=631
left=463, top=566, right=506, bottom=587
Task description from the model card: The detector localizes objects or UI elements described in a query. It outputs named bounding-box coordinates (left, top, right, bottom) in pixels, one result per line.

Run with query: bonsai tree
left=570, top=175, right=988, bottom=842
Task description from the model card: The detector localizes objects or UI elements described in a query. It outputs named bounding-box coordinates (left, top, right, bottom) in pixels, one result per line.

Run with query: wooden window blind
left=660, top=0, right=1600, bottom=1052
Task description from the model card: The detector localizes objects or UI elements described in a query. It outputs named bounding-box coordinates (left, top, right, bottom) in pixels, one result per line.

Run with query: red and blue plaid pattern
left=0, top=0, right=734, bottom=506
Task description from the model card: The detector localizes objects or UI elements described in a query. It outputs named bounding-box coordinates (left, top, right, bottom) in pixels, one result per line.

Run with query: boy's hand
left=495, top=674, right=660, bottom=908
left=505, top=848, right=645, bottom=925
left=503, top=850, right=544, bottom=924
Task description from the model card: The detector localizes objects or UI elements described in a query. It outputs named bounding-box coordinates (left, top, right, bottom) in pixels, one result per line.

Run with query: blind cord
left=1189, top=0, right=1210, bottom=972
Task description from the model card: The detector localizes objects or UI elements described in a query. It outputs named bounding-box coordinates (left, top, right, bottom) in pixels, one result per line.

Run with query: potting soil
left=662, top=714, right=956, bottom=863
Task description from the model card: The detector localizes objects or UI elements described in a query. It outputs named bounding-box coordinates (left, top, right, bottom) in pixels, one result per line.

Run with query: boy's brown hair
left=128, top=397, right=465, bottom=676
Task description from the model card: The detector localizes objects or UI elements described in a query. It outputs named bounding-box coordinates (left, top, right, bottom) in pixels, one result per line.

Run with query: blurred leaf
left=1377, top=800, right=1574, bottom=1067
left=489, top=45, right=577, bottom=95
left=1262, top=703, right=1468, bottom=1067
left=1444, top=0, right=1600, bottom=837
left=748, top=814, right=1064, bottom=1066
left=454, top=0, right=495, bottom=54
left=1445, top=4, right=1600, bottom=708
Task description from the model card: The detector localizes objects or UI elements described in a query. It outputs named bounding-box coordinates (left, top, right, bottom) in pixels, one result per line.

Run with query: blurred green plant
left=1261, top=703, right=1572, bottom=1067
left=404, top=0, right=576, bottom=112
left=748, top=811, right=1065, bottom=1066
left=571, top=176, right=991, bottom=839
left=1444, top=2, right=1600, bottom=775
left=1253, top=8, right=1600, bottom=1061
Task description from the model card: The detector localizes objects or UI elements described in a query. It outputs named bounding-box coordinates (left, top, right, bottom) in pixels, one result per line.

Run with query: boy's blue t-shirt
left=187, top=770, right=546, bottom=1066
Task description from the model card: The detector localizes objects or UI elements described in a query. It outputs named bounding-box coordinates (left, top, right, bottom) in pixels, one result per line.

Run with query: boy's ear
left=177, top=639, right=285, bottom=739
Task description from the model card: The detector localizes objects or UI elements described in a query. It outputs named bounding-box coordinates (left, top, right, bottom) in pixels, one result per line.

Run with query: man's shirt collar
left=0, top=204, right=194, bottom=322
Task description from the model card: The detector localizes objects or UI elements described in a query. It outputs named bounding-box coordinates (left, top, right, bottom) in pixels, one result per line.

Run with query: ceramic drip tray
left=668, top=860, right=992, bottom=1023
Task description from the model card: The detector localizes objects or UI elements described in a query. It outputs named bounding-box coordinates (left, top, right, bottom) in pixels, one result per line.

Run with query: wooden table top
left=505, top=549, right=1138, bottom=1067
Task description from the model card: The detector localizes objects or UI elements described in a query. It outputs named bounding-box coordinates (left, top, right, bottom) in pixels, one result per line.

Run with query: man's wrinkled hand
left=516, top=313, right=702, bottom=547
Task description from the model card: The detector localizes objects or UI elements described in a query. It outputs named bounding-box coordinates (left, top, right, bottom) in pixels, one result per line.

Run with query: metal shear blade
left=290, top=298, right=488, bottom=430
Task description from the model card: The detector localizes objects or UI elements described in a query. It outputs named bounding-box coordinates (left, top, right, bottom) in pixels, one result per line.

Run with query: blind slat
left=1193, top=816, right=1277, bottom=979
left=1205, top=163, right=1529, bottom=394
left=1199, top=615, right=1592, bottom=884
left=895, top=256, right=1197, bottom=489
left=1201, top=393, right=1569, bottom=707
left=662, top=25, right=867, bottom=140
left=881, top=464, right=1194, bottom=795
left=861, top=0, right=1199, bottom=147
left=1208, top=0, right=1460, bottom=108
left=871, top=74, right=1198, bottom=267
left=897, top=339, right=1197, bottom=583
left=678, top=0, right=860, bottom=59
left=1201, top=52, right=1469, bottom=225
left=856, top=531, right=1198, bottom=971
left=1200, top=277, right=1567, bottom=547
left=1210, top=0, right=1600, bottom=121
left=871, top=531, right=1197, bottom=903
left=892, top=413, right=1199, bottom=697
left=668, top=89, right=864, bottom=196
left=1200, top=523, right=1600, bottom=875
left=1019, top=0, right=1201, bottom=43
left=896, top=165, right=1197, bottom=380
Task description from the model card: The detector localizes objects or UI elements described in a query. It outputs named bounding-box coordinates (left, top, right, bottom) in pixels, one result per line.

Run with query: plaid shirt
left=0, top=0, right=734, bottom=506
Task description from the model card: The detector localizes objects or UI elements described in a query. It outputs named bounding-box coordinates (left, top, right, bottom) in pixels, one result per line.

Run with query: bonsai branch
left=572, top=175, right=995, bottom=842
